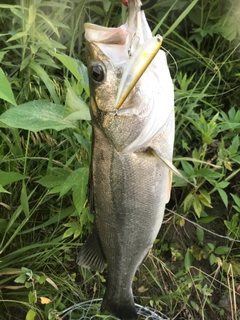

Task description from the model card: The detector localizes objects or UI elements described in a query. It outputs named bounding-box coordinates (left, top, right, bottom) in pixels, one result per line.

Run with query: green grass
left=0, top=0, right=240, bottom=319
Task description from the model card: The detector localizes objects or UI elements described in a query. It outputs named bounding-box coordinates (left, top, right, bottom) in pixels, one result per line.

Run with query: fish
left=76, top=0, right=174, bottom=319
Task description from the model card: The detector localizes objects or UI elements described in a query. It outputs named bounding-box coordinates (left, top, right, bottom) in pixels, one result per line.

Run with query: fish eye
left=91, top=64, right=104, bottom=82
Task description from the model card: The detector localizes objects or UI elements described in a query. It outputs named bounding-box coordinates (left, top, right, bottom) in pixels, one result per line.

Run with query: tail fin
left=101, top=291, right=137, bottom=320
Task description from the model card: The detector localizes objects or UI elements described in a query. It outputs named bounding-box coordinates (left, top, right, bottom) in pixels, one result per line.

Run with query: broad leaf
left=72, top=168, right=89, bottom=213
left=0, top=185, right=11, bottom=194
left=64, top=87, right=91, bottom=121
left=0, top=100, right=77, bottom=131
left=29, top=61, right=60, bottom=104
left=0, top=171, right=26, bottom=187
left=0, top=68, right=17, bottom=106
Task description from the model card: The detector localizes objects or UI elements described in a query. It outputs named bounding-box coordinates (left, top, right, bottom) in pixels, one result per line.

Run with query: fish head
left=85, top=0, right=174, bottom=152
left=84, top=0, right=152, bottom=114
left=85, top=23, right=129, bottom=114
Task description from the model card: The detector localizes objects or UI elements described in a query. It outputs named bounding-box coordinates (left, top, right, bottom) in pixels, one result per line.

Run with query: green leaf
left=74, top=133, right=90, bottom=152
left=7, top=31, right=28, bottom=42
left=62, top=227, right=74, bottom=239
left=215, top=181, right=230, bottom=189
left=52, top=52, right=82, bottom=82
left=103, top=0, right=111, bottom=12
left=193, top=197, right=202, bottom=218
left=29, top=61, right=60, bottom=104
left=222, top=260, right=240, bottom=277
left=37, top=172, right=69, bottom=189
left=0, top=171, right=26, bottom=187
left=214, top=246, right=230, bottom=255
left=20, top=206, right=75, bottom=234
left=228, top=135, right=239, bottom=156
left=207, top=243, right=215, bottom=251
left=74, top=227, right=82, bottom=239
left=21, top=182, right=29, bottom=217
left=64, top=87, right=91, bottom=121
left=80, top=207, right=94, bottom=225
left=198, top=216, right=218, bottom=224
left=217, top=188, right=228, bottom=208
left=76, top=60, right=89, bottom=90
left=28, top=291, right=37, bottom=304
left=38, top=13, right=59, bottom=37
left=209, top=253, right=216, bottom=265
left=14, top=273, right=27, bottom=284
left=231, top=194, right=240, bottom=208
left=38, top=275, right=47, bottom=284
left=164, top=0, right=200, bottom=38
left=181, top=160, right=194, bottom=176
left=0, top=184, right=11, bottom=194
left=60, top=167, right=88, bottom=198
left=196, top=226, right=204, bottom=244
left=195, top=168, right=223, bottom=180
left=0, top=67, right=17, bottom=105
left=63, top=221, right=81, bottom=239
left=198, top=190, right=212, bottom=207
left=26, top=309, right=36, bottom=320
left=0, top=100, right=77, bottom=132
left=0, top=51, right=7, bottom=62
left=21, top=267, right=32, bottom=273
left=183, top=193, right=194, bottom=212
left=199, top=189, right=211, bottom=203
left=184, top=248, right=192, bottom=271
left=72, top=168, right=89, bottom=213
left=26, top=4, right=36, bottom=32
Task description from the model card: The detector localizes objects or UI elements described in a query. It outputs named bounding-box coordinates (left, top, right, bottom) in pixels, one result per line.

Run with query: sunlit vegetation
left=0, top=0, right=239, bottom=319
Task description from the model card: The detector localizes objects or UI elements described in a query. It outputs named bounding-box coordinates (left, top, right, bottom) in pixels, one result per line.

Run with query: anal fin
left=76, top=228, right=106, bottom=272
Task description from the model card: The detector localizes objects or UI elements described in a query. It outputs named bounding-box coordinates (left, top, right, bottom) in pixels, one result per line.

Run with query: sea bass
left=76, top=0, right=174, bottom=319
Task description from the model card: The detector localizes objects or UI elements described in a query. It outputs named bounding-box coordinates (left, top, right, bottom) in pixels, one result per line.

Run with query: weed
left=0, top=0, right=240, bottom=319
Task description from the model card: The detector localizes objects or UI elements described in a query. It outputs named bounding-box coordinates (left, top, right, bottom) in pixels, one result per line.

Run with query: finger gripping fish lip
left=121, top=0, right=129, bottom=6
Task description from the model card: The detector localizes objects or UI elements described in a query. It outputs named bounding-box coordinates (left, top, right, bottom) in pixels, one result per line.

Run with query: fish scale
left=76, top=0, right=174, bottom=319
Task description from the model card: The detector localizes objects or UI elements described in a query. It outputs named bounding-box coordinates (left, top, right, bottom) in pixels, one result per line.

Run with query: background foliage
left=0, top=0, right=239, bottom=319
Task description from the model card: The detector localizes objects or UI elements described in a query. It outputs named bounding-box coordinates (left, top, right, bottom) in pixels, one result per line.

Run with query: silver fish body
left=77, top=1, right=174, bottom=319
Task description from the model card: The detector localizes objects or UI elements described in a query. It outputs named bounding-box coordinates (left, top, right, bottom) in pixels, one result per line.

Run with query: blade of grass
left=164, top=0, right=199, bottom=38
left=29, top=61, right=60, bottom=104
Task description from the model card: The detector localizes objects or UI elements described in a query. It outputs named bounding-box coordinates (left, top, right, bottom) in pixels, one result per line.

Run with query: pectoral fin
left=166, top=169, right=172, bottom=203
left=76, top=228, right=106, bottom=272
left=150, top=148, right=196, bottom=187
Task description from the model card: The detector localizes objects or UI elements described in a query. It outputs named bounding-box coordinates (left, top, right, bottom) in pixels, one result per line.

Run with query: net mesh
left=61, top=298, right=169, bottom=320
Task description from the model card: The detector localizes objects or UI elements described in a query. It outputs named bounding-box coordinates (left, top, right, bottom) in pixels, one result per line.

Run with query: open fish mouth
left=85, top=0, right=163, bottom=110
left=115, top=34, right=163, bottom=109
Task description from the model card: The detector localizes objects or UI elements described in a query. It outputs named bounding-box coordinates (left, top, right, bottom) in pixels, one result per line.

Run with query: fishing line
left=160, top=46, right=178, bottom=82
left=166, top=208, right=240, bottom=243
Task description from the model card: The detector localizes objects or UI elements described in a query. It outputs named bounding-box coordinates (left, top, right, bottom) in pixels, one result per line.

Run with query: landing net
left=61, top=298, right=170, bottom=320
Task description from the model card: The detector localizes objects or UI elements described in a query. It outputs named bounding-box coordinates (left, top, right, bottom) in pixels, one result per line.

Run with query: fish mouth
left=114, top=34, right=162, bottom=110
left=85, top=0, right=163, bottom=109
left=114, top=0, right=163, bottom=109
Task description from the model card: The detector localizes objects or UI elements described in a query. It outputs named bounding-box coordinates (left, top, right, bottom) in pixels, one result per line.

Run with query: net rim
left=61, top=298, right=170, bottom=320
